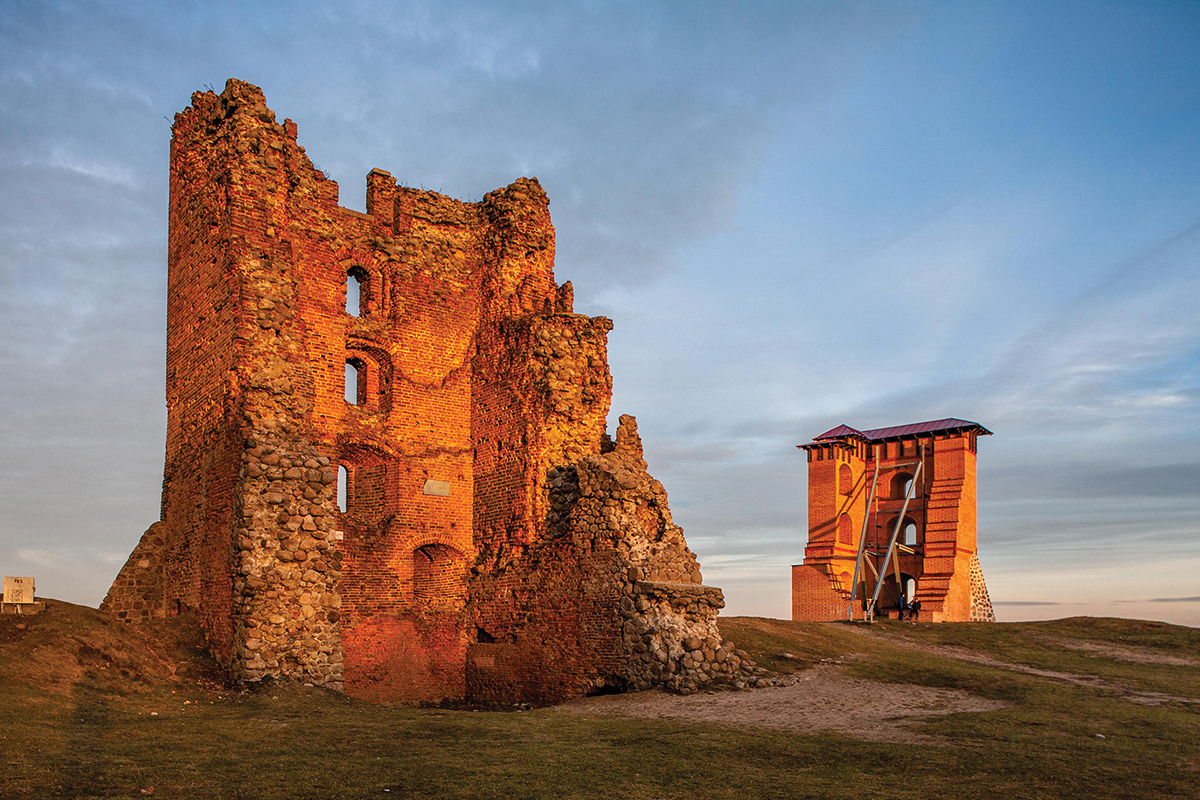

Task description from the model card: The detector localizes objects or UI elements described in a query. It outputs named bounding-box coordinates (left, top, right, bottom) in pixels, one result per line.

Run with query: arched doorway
left=877, top=572, right=917, bottom=616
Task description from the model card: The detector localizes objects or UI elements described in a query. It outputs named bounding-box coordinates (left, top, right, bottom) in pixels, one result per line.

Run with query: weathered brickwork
left=467, top=416, right=739, bottom=703
left=792, top=419, right=995, bottom=623
left=103, top=79, right=744, bottom=703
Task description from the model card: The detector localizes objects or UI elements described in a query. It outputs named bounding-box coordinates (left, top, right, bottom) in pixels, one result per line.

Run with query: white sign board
left=4, top=576, right=35, bottom=604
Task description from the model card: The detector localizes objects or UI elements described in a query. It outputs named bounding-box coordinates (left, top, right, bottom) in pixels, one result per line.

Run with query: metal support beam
left=867, top=458, right=924, bottom=622
left=847, top=451, right=881, bottom=619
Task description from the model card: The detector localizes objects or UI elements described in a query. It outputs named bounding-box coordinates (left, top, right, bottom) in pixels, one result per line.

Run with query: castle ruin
left=102, top=79, right=744, bottom=704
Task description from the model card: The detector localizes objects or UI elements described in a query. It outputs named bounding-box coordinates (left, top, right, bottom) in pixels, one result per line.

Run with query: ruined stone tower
left=102, top=79, right=741, bottom=704
left=792, top=419, right=995, bottom=623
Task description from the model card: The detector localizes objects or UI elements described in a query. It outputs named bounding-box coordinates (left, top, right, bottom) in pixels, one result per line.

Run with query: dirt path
left=557, top=625, right=1200, bottom=741
left=555, top=664, right=1007, bottom=743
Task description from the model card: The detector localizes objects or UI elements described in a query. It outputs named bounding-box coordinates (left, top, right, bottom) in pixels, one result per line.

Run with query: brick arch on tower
left=335, top=441, right=397, bottom=535
left=879, top=513, right=921, bottom=547
left=836, top=513, right=854, bottom=545
left=889, top=470, right=914, bottom=500
left=411, top=542, right=468, bottom=612
left=342, top=343, right=393, bottom=415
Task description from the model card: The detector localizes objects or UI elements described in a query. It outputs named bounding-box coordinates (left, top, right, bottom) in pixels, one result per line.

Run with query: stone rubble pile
left=552, top=415, right=780, bottom=694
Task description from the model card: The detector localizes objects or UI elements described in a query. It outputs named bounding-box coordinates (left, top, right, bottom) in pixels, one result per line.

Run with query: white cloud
left=40, top=144, right=138, bottom=187
left=15, top=549, right=62, bottom=568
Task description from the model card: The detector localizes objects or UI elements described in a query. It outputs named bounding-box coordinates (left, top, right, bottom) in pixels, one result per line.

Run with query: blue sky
left=2, top=1, right=1198, bottom=625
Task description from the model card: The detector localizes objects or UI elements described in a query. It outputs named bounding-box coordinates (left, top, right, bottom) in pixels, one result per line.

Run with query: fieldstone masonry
left=102, top=79, right=754, bottom=704
left=968, top=554, right=996, bottom=623
left=101, top=522, right=167, bottom=623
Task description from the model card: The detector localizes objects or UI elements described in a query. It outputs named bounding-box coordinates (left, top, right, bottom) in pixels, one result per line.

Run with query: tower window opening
left=345, top=358, right=367, bottom=405
left=337, top=465, right=348, bottom=512
left=346, top=266, right=368, bottom=317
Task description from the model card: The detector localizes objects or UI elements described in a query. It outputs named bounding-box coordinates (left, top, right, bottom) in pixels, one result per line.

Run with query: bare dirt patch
left=1041, top=635, right=1200, bottom=667
left=555, top=664, right=1007, bottom=743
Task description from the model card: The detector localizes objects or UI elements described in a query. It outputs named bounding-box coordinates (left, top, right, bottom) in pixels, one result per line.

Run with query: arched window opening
left=903, top=520, right=917, bottom=546
left=890, top=472, right=913, bottom=500
left=337, top=465, right=348, bottom=512
left=346, top=266, right=368, bottom=317
left=345, top=358, right=366, bottom=405
left=413, top=544, right=466, bottom=611
left=837, top=514, right=853, bottom=544
left=839, top=464, right=854, bottom=496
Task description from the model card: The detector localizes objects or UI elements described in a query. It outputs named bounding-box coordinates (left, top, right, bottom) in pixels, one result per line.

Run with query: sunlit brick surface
left=793, top=423, right=995, bottom=623
left=103, top=80, right=750, bottom=703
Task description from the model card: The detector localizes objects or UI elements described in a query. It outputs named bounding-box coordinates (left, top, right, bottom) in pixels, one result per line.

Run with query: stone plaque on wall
left=422, top=480, right=451, bottom=497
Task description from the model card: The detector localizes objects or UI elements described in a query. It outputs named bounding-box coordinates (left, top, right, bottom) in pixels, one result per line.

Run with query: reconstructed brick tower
left=792, top=419, right=996, bottom=623
left=102, top=79, right=746, bottom=704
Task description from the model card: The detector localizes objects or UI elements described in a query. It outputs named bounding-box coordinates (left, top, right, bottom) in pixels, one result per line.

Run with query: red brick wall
left=105, top=78, right=736, bottom=703
left=791, top=565, right=849, bottom=621
left=794, top=431, right=989, bottom=623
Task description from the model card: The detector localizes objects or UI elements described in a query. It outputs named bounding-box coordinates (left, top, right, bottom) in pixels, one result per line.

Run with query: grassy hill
left=2, top=601, right=1197, bottom=799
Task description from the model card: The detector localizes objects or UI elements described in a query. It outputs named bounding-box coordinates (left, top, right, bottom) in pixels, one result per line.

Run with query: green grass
left=855, top=616, right=1200, bottom=698
left=2, top=603, right=1198, bottom=799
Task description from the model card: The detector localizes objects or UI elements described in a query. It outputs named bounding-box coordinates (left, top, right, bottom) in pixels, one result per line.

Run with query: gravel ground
left=554, top=664, right=1007, bottom=743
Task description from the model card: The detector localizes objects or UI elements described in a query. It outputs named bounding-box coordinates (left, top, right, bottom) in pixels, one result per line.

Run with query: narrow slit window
left=345, top=361, right=360, bottom=404
left=346, top=271, right=362, bottom=316
left=346, top=266, right=368, bottom=317
left=337, top=465, right=348, bottom=512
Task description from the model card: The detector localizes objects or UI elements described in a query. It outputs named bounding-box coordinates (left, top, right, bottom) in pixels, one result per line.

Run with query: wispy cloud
left=992, top=601, right=1061, bottom=606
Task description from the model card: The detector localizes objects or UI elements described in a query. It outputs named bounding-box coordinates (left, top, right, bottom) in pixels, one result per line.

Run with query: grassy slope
left=1, top=602, right=1197, bottom=799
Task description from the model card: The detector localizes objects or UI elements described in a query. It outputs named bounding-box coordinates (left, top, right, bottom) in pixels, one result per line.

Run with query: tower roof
left=798, top=418, right=991, bottom=449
